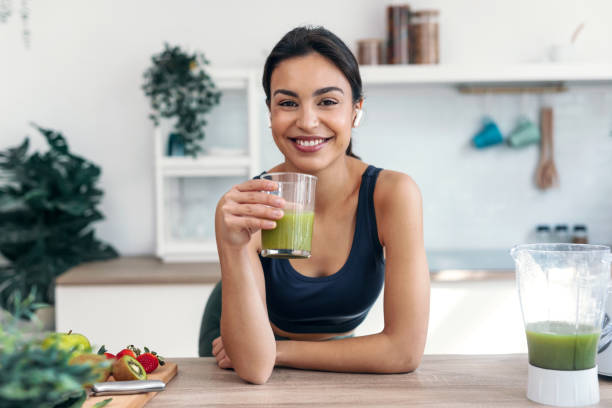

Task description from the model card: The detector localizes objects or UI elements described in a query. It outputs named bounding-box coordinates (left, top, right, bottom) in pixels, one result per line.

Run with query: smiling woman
left=199, top=25, right=430, bottom=385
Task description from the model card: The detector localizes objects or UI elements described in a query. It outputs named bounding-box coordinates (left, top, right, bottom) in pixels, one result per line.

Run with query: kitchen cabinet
left=55, top=257, right=219, bottom=357
left=55, top=256, right=525, bottom=358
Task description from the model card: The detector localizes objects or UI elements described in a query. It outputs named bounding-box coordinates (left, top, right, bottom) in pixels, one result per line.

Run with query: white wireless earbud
left=353, top=109, right=363, bottom=128
left=267, top=115, right=272, bottom=128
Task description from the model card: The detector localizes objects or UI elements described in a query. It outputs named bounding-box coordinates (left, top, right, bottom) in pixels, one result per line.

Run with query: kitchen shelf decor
left=154, top=68, right=260, bottom=262
left=143, top=44, right=222, bottom=157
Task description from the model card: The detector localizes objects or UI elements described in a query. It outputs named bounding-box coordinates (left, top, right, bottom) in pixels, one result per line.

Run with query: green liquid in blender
left=525, top=321, right=600, bottom=371
left=261, top=211, right=314, bottom=258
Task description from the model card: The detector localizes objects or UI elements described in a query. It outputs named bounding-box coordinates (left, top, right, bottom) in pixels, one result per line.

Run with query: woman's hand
left=212, top=336, right=233, bottom=369
left=216, top=179, right=285, bottom=248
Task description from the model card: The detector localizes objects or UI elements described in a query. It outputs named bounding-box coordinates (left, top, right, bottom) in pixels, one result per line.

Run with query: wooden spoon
left=535, top=107, right=559, bottom=189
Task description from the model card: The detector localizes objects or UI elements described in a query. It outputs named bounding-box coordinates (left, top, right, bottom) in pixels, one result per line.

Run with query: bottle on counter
left=571, top=224, right=589, bottom=244
left=553, top=224, right=570, bottom=243
left=535, top=225, right=551, bottom=243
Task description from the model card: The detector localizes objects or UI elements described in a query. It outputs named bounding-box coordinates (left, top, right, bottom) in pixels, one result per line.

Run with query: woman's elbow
left=234, top=357, right=275, bottom=385
left=387, top=347, right=423, bottom=373
left=236, top=365, right=273, bottom=385
left=397, top=353, right=422, bottom=373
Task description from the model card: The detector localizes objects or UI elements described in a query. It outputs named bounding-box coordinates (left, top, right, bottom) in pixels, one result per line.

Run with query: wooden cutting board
left=83, top=362, right=178, bottom=408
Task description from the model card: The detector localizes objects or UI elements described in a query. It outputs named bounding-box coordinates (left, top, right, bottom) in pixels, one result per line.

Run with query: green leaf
left=93, top=398, right=113, bottom=408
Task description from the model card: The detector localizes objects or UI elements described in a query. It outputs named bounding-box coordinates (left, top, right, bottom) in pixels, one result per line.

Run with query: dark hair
left=262, top=26, right=362, bottom=160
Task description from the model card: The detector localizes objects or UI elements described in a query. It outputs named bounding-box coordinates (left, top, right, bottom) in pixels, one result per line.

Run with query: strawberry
left=104, top=352, right=116, bottom=359
left=137, top=353, right=159, bottom=373
left=115, top=348, right=136, bottom=359
left=135, top=346, right=165, bottom=374
left=127, top=344, right=141, bottom=356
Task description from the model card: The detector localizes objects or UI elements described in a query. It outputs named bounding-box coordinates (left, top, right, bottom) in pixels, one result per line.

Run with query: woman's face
left=269, top=52, right=359, bottom=173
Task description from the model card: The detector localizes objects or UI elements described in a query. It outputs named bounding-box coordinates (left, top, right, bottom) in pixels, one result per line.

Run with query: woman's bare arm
left=215, top=179, right=285, bottom=384
left=275, top=171, right=430, bottom=373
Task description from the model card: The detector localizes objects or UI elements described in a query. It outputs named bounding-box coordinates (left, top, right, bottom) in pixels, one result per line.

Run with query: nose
left=296, top=105, right=319, bottom=130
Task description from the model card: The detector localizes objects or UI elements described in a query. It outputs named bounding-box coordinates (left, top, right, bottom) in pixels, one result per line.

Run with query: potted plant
left=0, top=291, right=111, bottom=408
left=0, top=124, right=119, bottom=317
left=142, top=43, right=222, bottom=157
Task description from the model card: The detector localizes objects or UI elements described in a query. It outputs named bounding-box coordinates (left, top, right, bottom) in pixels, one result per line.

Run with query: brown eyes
left=320, top=99, right=337, bottom=106
left=278, top=99, right=338, bottom=107
left=279, top=100, right=298, bottom=107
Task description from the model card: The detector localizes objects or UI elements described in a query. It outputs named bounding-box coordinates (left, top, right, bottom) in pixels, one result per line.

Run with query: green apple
left=42, top=330, right=92, bottom=357
left=69, top=354, right=112, bottom=387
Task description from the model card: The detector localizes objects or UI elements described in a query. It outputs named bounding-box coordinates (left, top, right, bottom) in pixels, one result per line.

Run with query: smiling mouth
left=289, top=137, right=334, bottom=147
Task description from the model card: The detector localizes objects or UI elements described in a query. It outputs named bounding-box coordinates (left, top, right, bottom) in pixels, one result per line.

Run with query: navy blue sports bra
left=257, top=165, right=385, bottom=334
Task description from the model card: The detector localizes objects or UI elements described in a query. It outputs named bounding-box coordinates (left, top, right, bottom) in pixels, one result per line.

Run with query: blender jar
left=511, top=243, right=611, bottom=407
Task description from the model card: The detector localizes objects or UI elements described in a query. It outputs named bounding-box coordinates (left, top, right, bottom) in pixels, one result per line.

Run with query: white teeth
left=296, top=139, right=324, bottom=147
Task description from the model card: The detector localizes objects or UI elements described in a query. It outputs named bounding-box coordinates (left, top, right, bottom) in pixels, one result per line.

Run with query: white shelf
left=360, top=63, right=612, bottom=85
left=158, top=240, right=218, bottom=262
left=205, top=68, right=252, bottom=89
left=154, top=68, right=261, bottom=262
left=160, top=155, right=251, bottom=177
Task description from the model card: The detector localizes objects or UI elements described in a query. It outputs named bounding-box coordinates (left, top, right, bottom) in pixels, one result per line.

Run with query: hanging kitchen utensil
left=534, top=107, right=559, bottom=190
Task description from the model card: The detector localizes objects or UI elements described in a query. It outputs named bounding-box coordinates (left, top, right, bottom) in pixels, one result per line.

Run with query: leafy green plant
left=142, top=43, right=222, bottom=157
left=0, top=290, right=111, bottom=408
left=0, top=124, right=118, bottom=310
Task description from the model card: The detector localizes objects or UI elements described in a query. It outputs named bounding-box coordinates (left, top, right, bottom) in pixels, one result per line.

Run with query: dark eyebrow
left=273, top=89, right=298, bottom=98
left=273, top=86, right=344, bottom=98
left=313, top=86, right=344, bottom=96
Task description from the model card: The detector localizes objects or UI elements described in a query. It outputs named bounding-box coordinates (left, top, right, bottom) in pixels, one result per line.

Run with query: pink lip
left=290, top=137, right=332, bottom=153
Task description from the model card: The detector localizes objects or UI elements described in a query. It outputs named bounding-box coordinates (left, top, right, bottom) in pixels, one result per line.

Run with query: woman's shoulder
left=373, top=168, right=422, bottom=212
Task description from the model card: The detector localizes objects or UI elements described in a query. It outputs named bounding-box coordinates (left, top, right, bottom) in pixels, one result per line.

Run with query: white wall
left=1, top=0, right=612, bottom=254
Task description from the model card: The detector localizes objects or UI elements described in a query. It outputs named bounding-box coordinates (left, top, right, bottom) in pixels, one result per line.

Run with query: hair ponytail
left=345, top=139, right=360, bottom=160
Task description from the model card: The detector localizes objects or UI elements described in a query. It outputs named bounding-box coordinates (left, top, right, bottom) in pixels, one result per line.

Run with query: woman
left=199, top=26, right=429, bottom=384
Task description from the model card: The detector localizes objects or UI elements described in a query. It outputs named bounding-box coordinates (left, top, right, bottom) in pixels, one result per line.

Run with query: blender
left=511, top=243, right=611, bottom=407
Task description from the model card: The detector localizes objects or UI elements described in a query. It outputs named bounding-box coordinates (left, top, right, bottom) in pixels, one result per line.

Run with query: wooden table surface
left=148, top=355, right=612, bottom=407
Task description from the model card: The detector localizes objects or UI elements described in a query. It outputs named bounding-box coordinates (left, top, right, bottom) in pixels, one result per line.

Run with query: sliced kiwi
left=112, top=355, right=147, bottom=381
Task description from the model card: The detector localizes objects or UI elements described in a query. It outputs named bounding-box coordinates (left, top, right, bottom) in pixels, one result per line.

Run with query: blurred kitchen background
left=1, top=0, right=611, bottom=357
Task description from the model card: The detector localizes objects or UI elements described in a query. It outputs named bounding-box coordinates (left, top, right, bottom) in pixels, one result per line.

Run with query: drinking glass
left=260, top=172, right=316, bottom=259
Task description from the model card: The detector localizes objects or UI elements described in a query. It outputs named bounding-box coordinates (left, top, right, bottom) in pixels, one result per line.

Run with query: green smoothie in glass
left=262, top=210, right=314, bottom=258
left=260, top=172, right=317, bottom=259
left=525, top=321, right=600, bottom=371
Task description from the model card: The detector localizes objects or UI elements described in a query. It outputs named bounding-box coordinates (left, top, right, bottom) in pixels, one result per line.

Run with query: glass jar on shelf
left=357, top=39, right=384, bottom=65
left=409, top=9, right=440, bottom=64
left=535, top=225, right=551, bottom=243
left=571, top=224, right=589, bottom=244
left=553, top=224, right=570, bottom=243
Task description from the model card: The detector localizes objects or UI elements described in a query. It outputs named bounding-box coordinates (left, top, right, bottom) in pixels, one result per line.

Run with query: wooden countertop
left=55, top=256, right=514, bottom=286
left=148, top=356, right=612, bottom=407
left=55, top=256, right=221, bottom=285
